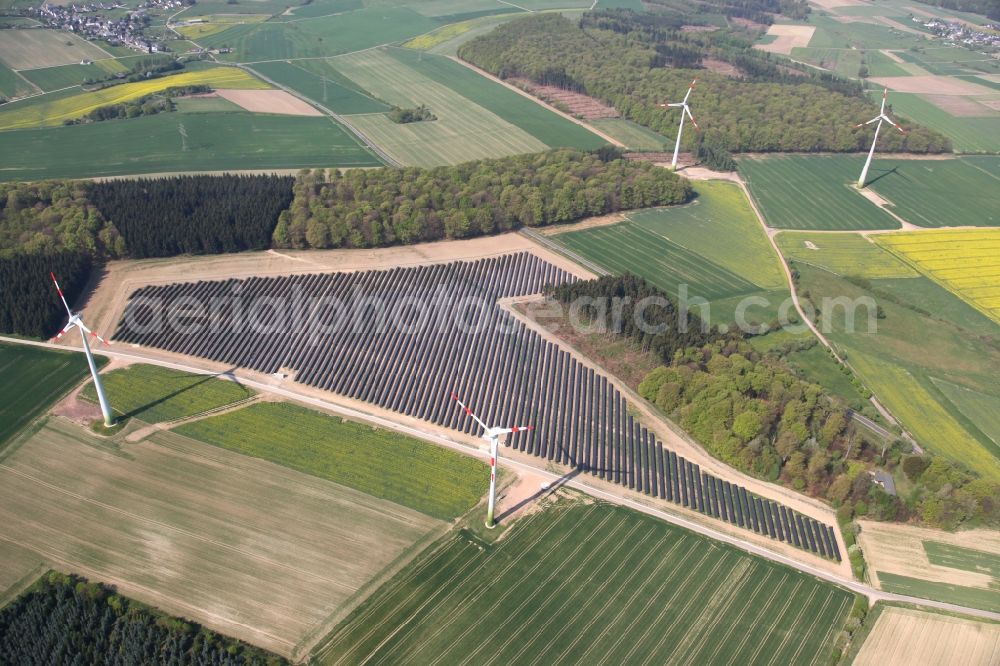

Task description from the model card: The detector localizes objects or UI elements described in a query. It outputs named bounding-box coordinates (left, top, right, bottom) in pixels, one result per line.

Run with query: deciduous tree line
left=272, top=150, right=691, bottom=249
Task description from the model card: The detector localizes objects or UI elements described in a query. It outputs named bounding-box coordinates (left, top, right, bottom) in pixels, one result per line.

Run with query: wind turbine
left=855, top=88, right=905, bottom=188
left=51, top=272, right=115, bottom=427
left=659, top=77, right=700, bottom=171
left=452, top=392, right=532, bottom=529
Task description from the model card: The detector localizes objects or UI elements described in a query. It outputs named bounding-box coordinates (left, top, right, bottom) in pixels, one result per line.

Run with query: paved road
left=4, top=334, right=998, bottom=623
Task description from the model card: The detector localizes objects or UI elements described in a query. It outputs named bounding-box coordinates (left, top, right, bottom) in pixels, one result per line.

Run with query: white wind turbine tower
left=855, top=88, right=906, bottom=188
left=51, top=272, right=115, bottom=427
left=452, top=393, right=533, bottom=529
left=659, top=77, right=700, bottom=171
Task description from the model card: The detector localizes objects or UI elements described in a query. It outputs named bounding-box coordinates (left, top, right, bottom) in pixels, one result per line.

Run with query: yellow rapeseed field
left=874, top=229, right=1000, bottom=324
left=0, top=67, right=270, bottom=130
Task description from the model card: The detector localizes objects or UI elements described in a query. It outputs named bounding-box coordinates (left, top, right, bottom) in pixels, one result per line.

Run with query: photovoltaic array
left=115, top=252, right=840, bottom=560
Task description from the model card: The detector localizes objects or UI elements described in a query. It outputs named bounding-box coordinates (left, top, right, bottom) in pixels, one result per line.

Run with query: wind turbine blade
left=664, top=102, right=683, bottom=107
left=50, top=272, right=73, bottom=317
left=451, top=392, right=489, bottom=432
left=78, top=321, right=109, bottom=346
left=499, top=425, right=535, bottom=434
left=683, top=77, right=697, bottom=103
left=880, top=88, right=888, bottom=114
left=855, top=116, right=880, bottom=127
left=685, top=107, right=700, bottom=131
left=53, top=322, right=75, bottom=341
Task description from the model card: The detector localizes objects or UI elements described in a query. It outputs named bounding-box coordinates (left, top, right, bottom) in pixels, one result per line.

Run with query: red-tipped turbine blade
left=689, top=77, right=698, bottom=89
left=50, top=272, right=73, bottom=316
left=510, top=425, right=535, bottom=433
left=79, top=322, right=109, bottom=346
left=687, top=110, right=700, bottom=131
left=53, top=323, right=72, bottom=341
left=450, top=392, right=489, bottom=432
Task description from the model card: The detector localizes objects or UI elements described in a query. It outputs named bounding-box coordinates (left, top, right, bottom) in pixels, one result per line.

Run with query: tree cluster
left=0, top=571, right=286, bottom=666
left=896, top=454, right=1000, bottom=530
left=64, top=85, right=211, bottom=125
left=90, top=175, right=294, bottom=258
left=459, top=14, right=951, bottom=154
left=0, top=250, right=92, bottom=339
left=547, top=273, right=720, bottom=362
left=388, top=104, right=436, bottom=124
left=273, top=150, right=691, bottom=249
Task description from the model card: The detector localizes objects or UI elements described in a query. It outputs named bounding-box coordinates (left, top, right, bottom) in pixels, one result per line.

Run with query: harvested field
left=870, top=74, right=996, bottom=95
left=754, top=25, right=815, bottom=55
left=0, top=418, right=443, bottom=658
left=0, top=28, right=108, bottom=70
left=855, top=606, right=1000, bottom=666
left=922, top=93, right=998, bottom=117
left=509, top=77, right=620, bottom=119
left=315, top=503, right=853, bottom=665
left=858, top=519, right=1000, bottom=591
left=215, top=88, right=322, bottom=116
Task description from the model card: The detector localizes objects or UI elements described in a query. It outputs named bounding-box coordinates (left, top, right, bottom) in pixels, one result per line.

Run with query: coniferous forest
left=0, top=250, right=92, bottom=339
left=0, top=572, right=286, bottom=666
left=89, top=175, right=294, bottom=258
left=458, top=13, right=952, bottom=154
left=274, top=150, right=691, bottom=249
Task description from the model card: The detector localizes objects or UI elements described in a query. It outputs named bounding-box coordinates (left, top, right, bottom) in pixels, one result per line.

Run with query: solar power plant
left=114, top=252, right=840, bottom=560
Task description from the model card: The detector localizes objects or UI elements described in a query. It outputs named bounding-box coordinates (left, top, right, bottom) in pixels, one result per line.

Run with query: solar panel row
left=114, top=252, right=840, bottom=560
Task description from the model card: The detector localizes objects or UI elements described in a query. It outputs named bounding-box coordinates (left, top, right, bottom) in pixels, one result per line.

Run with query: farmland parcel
left=0, top=417, right=444, bottom=658
left=316, top=502, right=852, bottom=665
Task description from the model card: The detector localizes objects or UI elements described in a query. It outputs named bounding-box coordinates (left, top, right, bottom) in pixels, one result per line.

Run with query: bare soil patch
left=681, top=25, right=719, bottom=33
left=754, top=25, right=815, bottom=55
left=730, top=17, right=769, bottom=31
left=214, top=88, right=322, bottom=116
left=871, top=74, right=995, bottom=95
left=509, top=78, right=620, bottom=119
left=880, top=49, right=905, bottom=63
left=535, top=211, right=627, bottom=236
left=809, top=0, right=867, bottom=8
left=923, top=93, right=999, bottom=117
left=702, top=57, right=743, bottom=78
left=858, top=519, right=1000, bottom=590
left=0, top=418, right=443, bottom=659
left=855, top=606, right=1000, bottom=666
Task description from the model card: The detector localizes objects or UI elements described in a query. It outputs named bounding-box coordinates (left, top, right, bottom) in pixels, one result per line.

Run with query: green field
left=590, top=118, right=669, bottom=151
left=933, top=379, right=1000, bottom=447
left=794, top=263, right=1000, bottom=481
left=0, top=62, right=33, bottom=99
left=175, top=400, right=486, bottom=520
left=79, top=364, right=254, bottom=423
left=195, top=7, right=438, bottom=62
left=885, top=92, right=1000, bottom=153
left=868, top=157, right=1000, bottom=227
left=315, top=502, right=853, bottom=665
left=0, top=112, right=380, bottom=180
left=250, top=60, right=389, bottom=114
left=385, top=47, right=607, bottom=151
left=863, top=50, right=911, bottom=77
left=333, top=47, right=548, bottom=166
left=17, top=58, right=128, bottom=92
left=0, top=28, right=110, bottom=70
left=739, top=156, right=900, bottom=231
left=551, top=180, right=785, bottom=306
left=790, top=47, right=862, bottom=79
left=878, top=572, right=1000, bottom=613
left=775, top=231, right=918, bottom=278
left=925, top=541, right=1000, bottom=578
left=806, top=14, right=927, bottom=51
left=0, top=343, right=97, bottom=446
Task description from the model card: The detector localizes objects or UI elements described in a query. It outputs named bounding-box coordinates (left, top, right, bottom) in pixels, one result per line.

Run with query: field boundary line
left=444, top=55, right=621, bottom=147
left=519, top=228, right=610, bottom=276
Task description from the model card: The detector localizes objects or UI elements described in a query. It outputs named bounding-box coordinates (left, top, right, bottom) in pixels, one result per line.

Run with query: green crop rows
left=739, top=155, right=900, bottom=230
left=316, top=503, right=852, bottom=665
left=174, top=400, right=487, bottom=520
left=250, top=60, right=388, bottom=115
left=0, top=343, right=96, bottom=446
